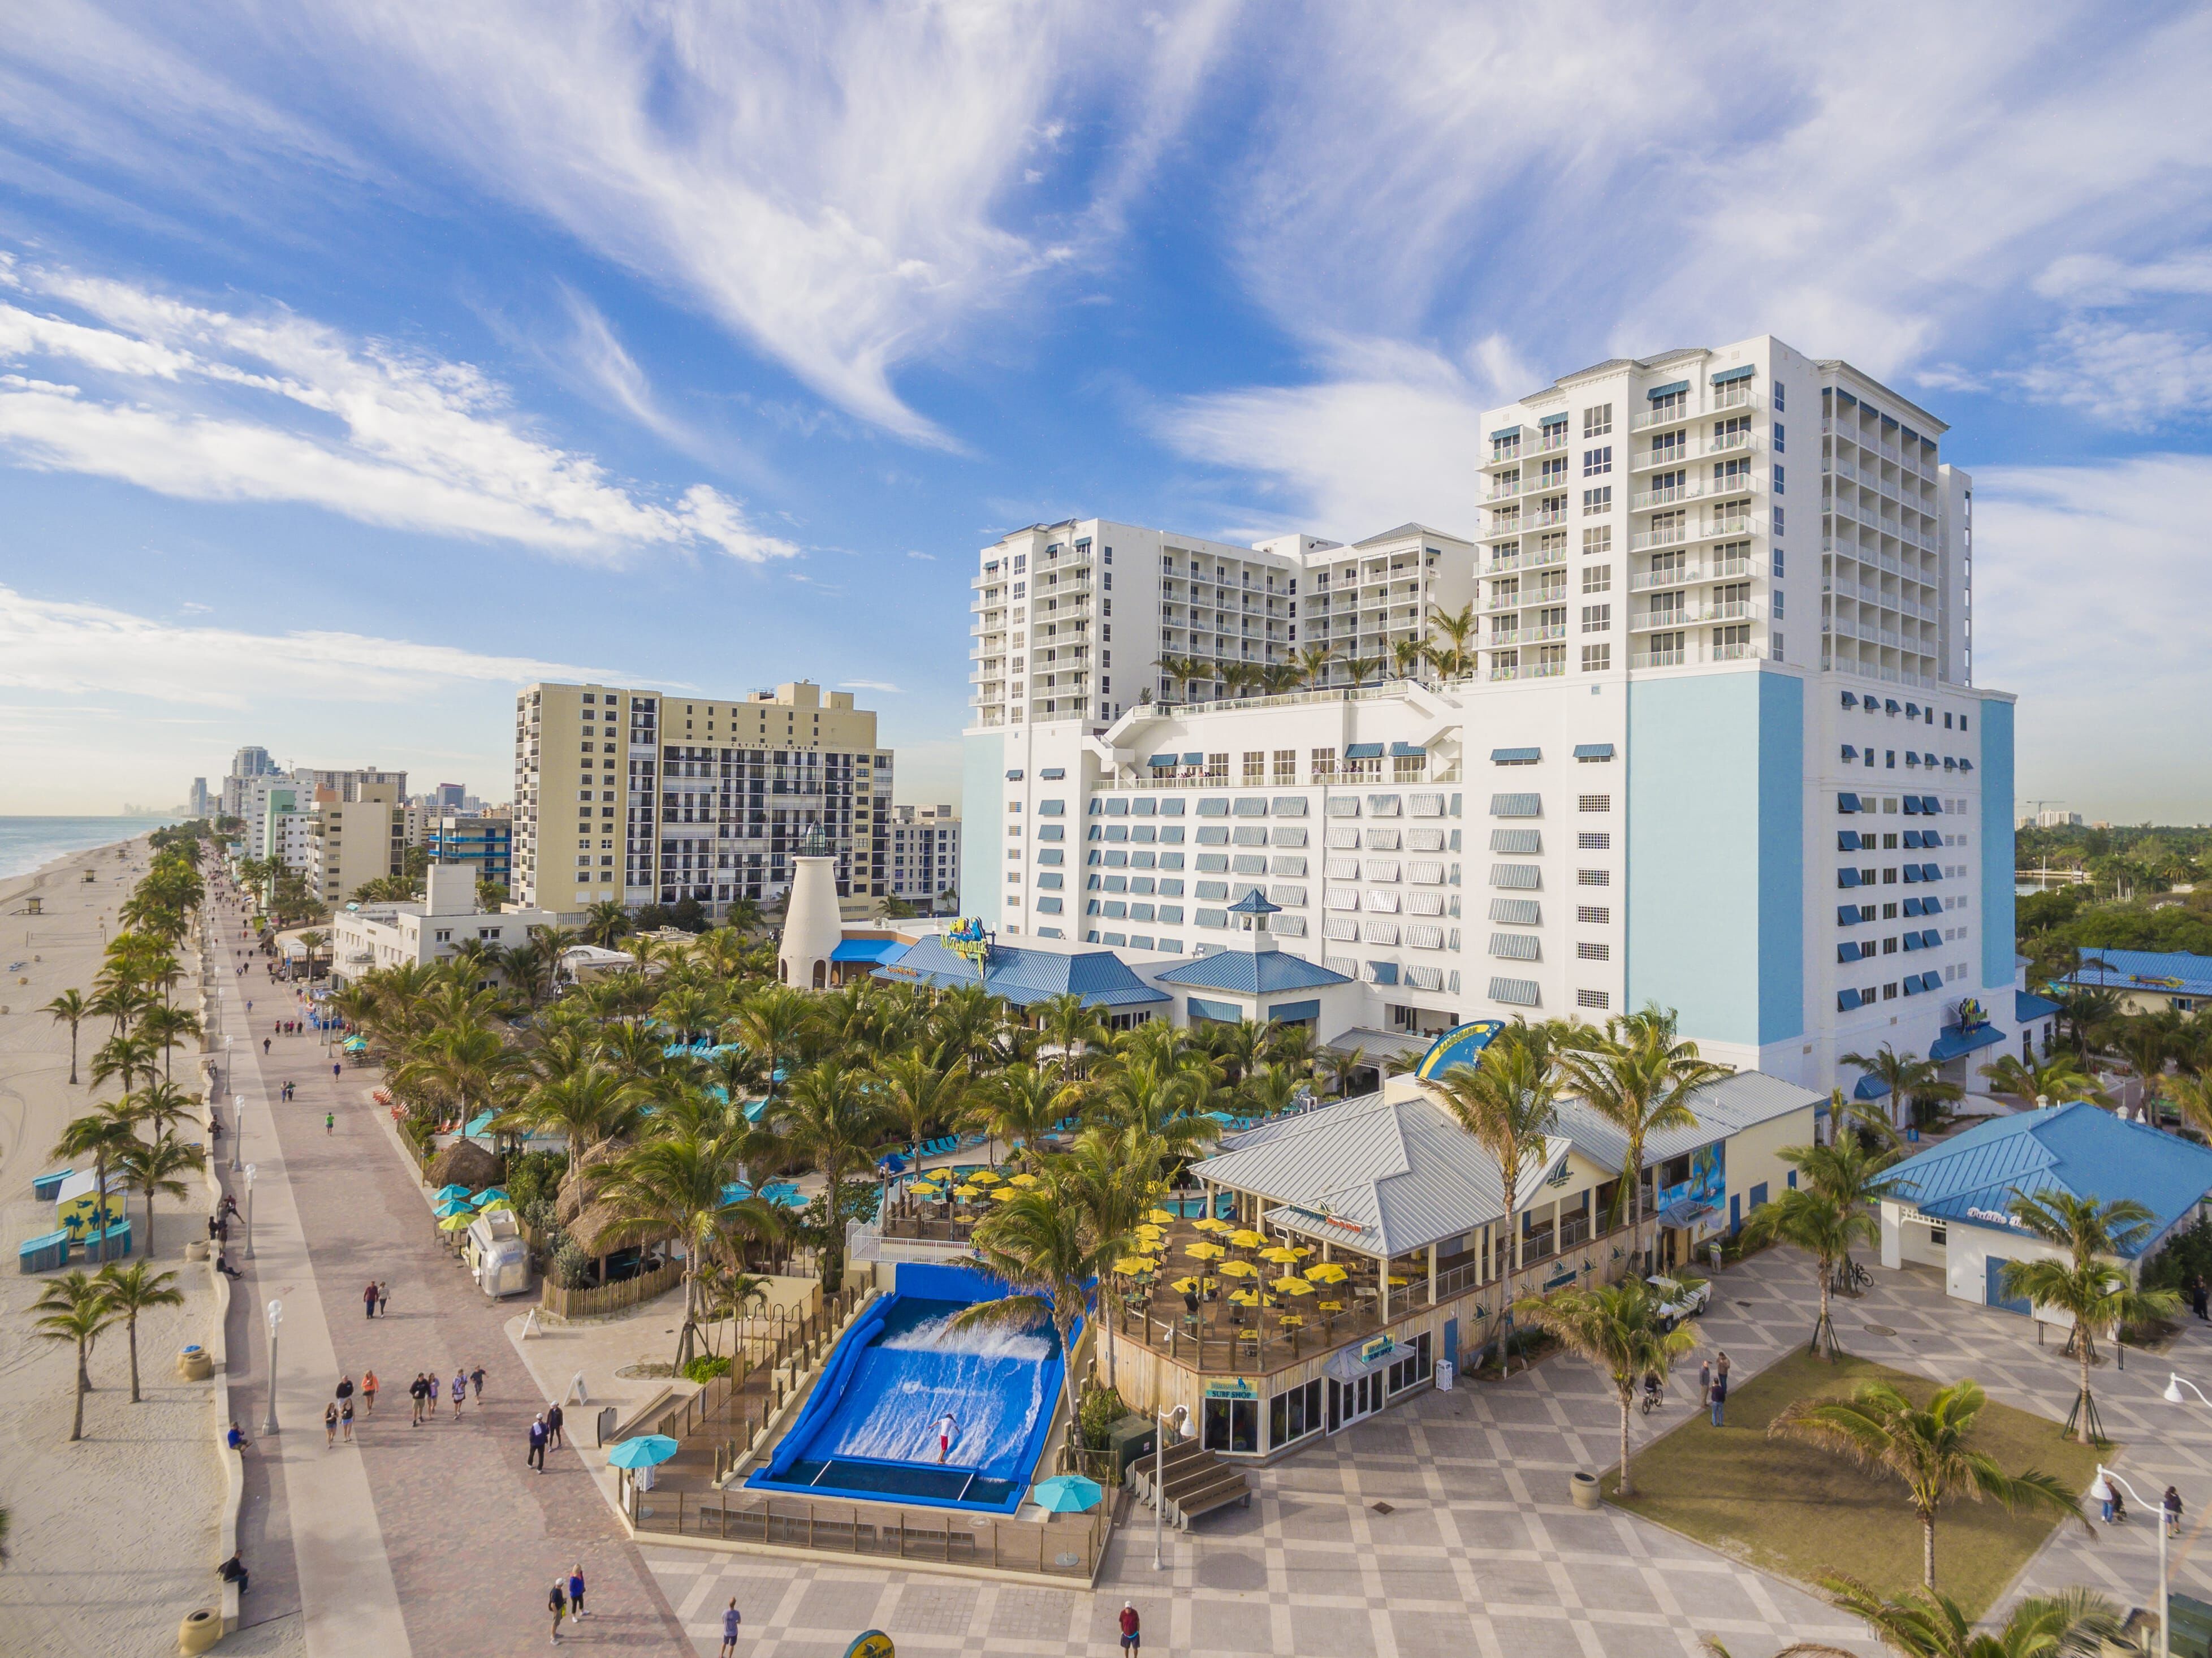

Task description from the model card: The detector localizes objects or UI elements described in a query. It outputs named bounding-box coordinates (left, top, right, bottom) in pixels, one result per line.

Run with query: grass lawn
left=1605, top=1349, right=2107, bottom=1619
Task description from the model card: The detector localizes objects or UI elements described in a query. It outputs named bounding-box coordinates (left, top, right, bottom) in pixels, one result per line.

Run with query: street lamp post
left=243, top=1163, right=257, bottom=1260
left=2096, top=1465, right=2167, bottom=1657
left=230, top=1094, right=245, bottom=1173
left=261, top=1298, right=284, bottom=1436
left=1153, top=1402, right=1190, bottom=1570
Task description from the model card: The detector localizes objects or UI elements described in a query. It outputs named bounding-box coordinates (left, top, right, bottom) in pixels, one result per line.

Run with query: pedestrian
left=529, top=1414, right=548, bottom=1472
left=1697, top=1358, right=1711, bottom=1400
left=410, top=1372, right=427, bottom=1426
left=2102, top=1481, right=2118, bottom=1525
left=362, top=1370, right=378, bottom=1417
left=2194, top=1279, right=2209, bottom=1322
left=324, top=1402, right=338, bottom=1448
left=332, top=1061, right=340, bottom=1081
left=452, top=1369, right=466, bottom=1419
left=325, top=1111, right=334, bottom=1135
left=364, top=1281, right=379, bottom=1320
left=567, top=1564, right=586, bottom=1619
left=335, top=1373, right=355, bottom=1411
left=377, top=1280, right=390, bottom=1316
left=2168, top=1486, right=2185, bottom=1538
left=1716, top=1350, right=1731, bottom=1385
left=427, top=1371, right=442, bottom=1417
left=548, top=1577, right=568, bottom=1644
left=470, top=1363, right=486, bottom=1401
left=720, top=1599, right=741, bottom=1655
left=1709, top=1371, right=1727, bottom=1428
left=1120, top=1601, right=1141, bottom=1652
left=262, top=1037, right=271, bottom=1055
left=547, top=1401, right=565, bottom=1449
left=341, top=1397, right=354, bottom=1441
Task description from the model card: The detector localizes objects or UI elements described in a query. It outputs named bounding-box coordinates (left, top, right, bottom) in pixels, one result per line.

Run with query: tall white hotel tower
left=960, top=336, right=2019, bottom=1098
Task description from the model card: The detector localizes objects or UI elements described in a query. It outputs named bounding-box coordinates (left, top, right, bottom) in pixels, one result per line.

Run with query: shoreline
left=0, top=831, right=153, bottom=913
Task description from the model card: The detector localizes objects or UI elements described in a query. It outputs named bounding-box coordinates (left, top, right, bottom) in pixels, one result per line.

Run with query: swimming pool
left=748, top=1265, right=1069, bottom=1513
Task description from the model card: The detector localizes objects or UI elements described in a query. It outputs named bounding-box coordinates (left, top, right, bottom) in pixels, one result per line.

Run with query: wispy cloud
left=839, top=679, right=903, bottom=694
left=0, top=259, right=798, bottom=562
left=0, top=582, right=617, bottom=709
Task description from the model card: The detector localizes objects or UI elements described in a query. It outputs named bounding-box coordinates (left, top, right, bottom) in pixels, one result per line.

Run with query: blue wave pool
left=748, top=1265, right=1068, bottom=1513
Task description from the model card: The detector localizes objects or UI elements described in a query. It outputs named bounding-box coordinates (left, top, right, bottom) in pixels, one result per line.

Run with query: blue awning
left=1573, top=742, right=1615, bottom=759
left=1711, top=364, right=1756, bottom=385
left=1838, top=831, right=1860, bottom=852
left=1489, top=425, right=1523, bottom=441
left=1922, top=796, right=1942, bottom=813
left=1943, top=757, right=1956, bottom=770
left=1490, top=746, right=1541, bottom=764
left=1344, top=743, right=1385, bottom=760
left=1842, top=692, right=1859, bottom=707
left=1539, top=412, right=1569, bottom=428
left=1005, top=769, right=1023, bottom=780
left=1960, top=759, right=1974, bottom=772
left=1903, top=797, right=1921, bottom=814
left=831, top=938, right=907, bottom=964
left=1885, top=699, right=1901, bottom=713
left=1040, top=767, right=1065, bottom=780
left=1930, top=1024, right=2006, bottom=1063
left=1842, top=745, right=1859, bottom=761
left=1183, top=752, right=1204, bottom=765
left=1367, top=961, right=1399, bottom=985
left=1267, top=998, right=1321, bottom=1024
left=1837, top=904, right=1862, bottom=925
left=1148, top=754, right=1177, bottom=768
left=1838, top=989, right=1864, bottom=1011
left=1647, top=380, right=1690, bottom=400
left=1854, top=1075, right=1892, bottom=1100
left=1838, top=792, right=1861, bottom=813
left=1906, top=703, right=1921, bottom=718
left=1390, top=742, right=1426, bottom=758
left=1838, top=869, right=1863, bottom=888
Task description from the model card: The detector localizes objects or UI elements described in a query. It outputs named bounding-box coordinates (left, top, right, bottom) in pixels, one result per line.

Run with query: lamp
left=243, top=1163, right=257, bottom=1260
left=1154, top=1402, right=1190, bottom=1571
left=230, top=1094, right=245, bottom=1172
left=261, top=1298, right=284, bottom=1436
left=2097, top=1464, right=2168, bottom=1658
left=2165, top=1373, right=2211, bottom=1406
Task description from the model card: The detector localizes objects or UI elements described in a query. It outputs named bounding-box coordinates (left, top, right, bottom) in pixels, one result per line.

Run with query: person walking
left=324, top=1402, right=338, bottom=1448
left=547, top=1578, right=568, bottom=1644
left=1120, top=1601, right=1141, bottom=1652
left=426, top=1372, right=442, bottom=1418
left=340, top=1397, right=354, bottom=1442
left=410, top=1372, right=427, bottom=1426
left=332, top=1061, right=341, bottom=1081
left=469, top=1363, right=486, bottom=1402
left=547, top=1401, right=565, bottom=1449
left=325, top=1111, right=334, bottom=1135
left=1697, top=1358, right=1711, bottom=1402
left=452, top=1368, right=466, bottom=1420
left=364, top=1281, right=379, bottom=1320
left=262, top=1037, right=270, bottom=1055
left=2167, top=1485, right=2185, bottom=1538
left=335, top=1373, right=355, bottom=1417
left=377, top=1281, right=390, bottom=1316
left=361, top=1370, right=378, bottom=1417
left=528, top=1414, right=548, bottom=1473
left=567, top=1564, right=586, bottom=1620
left=2193, top=1278, right=2209, bottom=1322
left=1709, top=1370, right=1727, bottom=1428
left=720, top=1599, right=741, bottom=1655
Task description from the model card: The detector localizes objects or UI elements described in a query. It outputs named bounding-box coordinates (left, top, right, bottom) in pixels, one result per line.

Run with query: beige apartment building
left=306, top=773, right=406, bottom=904
left=512, top=680, right=892, bottom=922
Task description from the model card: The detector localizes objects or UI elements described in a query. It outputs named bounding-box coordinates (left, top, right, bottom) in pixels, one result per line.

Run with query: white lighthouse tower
left=776, top=824, right=843, bottom=990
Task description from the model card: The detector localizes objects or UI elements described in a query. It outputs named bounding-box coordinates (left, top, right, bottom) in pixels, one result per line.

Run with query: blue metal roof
left=1152, top=949, right=1353, bottom=995
left=872, top=935, right=1168, bottom=1009
left=1886, top=1101, right=2212, bottom=1254
left=2059, top=948, right=2212, bottom=1000
left=2016, top=990, right=2062, bottom=1022
left=831, top=938, right=909, bottom=964
left=1929, top=1023, right=2004, bottom=1063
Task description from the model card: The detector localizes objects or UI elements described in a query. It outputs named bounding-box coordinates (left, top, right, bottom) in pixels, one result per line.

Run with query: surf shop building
left=1107, top=1027, right=1821, bottom=1462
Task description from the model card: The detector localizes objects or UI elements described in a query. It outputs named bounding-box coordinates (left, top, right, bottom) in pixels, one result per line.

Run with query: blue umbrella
left=435, top=1184, right=472, bottom=1201
left=1029, top=1475, right=1103, bottom=1513
left=472, top=1187, right=508, bottom=1206
left=434, top=1198, right=475, bottom=1219
left=606, top=1435, right=680, bottom=1470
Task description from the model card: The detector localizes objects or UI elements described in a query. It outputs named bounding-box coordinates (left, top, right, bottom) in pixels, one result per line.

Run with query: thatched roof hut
left=427, top=1138, right=502, bottom=1194
left=557, top=1136, right=629, bottom=1227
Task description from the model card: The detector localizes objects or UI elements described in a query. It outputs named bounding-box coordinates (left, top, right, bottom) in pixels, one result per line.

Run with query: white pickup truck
left=1646, top=1275, right=1710, bottom=1331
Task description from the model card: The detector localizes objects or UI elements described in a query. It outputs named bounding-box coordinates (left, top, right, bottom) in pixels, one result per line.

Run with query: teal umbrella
left=472, top=1187, right=508, bottom=1206
left=606, top=1435, right=679, bottom=1469
left=1029, top=1475, right=1103, bottom=1513
left=435, top=1184, right=473, bottom=1201
left=434, top=1198, right=475, bottom=1218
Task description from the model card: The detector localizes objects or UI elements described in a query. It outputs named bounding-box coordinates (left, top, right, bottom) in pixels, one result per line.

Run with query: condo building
left=886, top=805, right=961, bottom=909
left=512, top=680, right=892, bottom=922
left=960, top=336, right=2020, bottom=1099
left=306, top=774, right=405, bottom=904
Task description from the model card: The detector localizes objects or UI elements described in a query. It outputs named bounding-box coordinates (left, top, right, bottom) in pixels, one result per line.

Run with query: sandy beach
left=0, top=835, right=267, bottom=1654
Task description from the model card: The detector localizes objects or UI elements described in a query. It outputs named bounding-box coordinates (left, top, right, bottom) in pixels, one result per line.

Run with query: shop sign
left=1359, top=1335, right=1396, bottom=1365
left=1204, top=1378, right=1256, bottom=1400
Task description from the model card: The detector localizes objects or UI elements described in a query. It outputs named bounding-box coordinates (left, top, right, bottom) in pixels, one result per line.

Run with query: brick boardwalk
left=237, top=961, right=690, bottom=1656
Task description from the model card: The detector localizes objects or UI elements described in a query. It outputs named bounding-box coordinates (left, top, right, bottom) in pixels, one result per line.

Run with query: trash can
left=1571, top=1471, right=1600, bottom=1510
left=1434, top=1359, right=1455, bottom=1392
left=1105, top=1414, right=1157, bottom=1482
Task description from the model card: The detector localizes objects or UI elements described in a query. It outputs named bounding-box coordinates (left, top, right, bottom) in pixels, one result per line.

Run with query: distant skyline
left=3, top=5, right=2211, bottom=818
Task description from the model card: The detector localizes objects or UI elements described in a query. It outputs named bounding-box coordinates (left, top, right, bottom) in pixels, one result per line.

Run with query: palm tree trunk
left=128, top=1315, right=141, bottom=1404
left=1816, top=1256, right=1835, bottom=1361
left=1617, top=1392, right=1635, bottom=1497
left=1921, top=1510, right=1937, bottom=1588
left=2077, top=1330, right=2095, bottom=1446
left=68, top=1025, right=79, bottom=1086
left=72, top=1341, right=88, bottom=1441
left=92, top=1150, right=108, bottom=1266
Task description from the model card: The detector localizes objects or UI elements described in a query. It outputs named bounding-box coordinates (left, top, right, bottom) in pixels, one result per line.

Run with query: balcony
left=1630, top=515, right=1756, bottom=554
left=1632, top=432, right=1758, bottom=473
left=1631, top=473, right=1759, bottom=511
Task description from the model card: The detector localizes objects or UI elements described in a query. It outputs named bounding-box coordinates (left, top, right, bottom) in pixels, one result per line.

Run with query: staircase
left=1126, top=1436, right=1251, bottom=1530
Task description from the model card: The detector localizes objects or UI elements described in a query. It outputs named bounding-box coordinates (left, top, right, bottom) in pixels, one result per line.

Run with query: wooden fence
left=625, top=1484, right=1112, bottom=1581
left=542, top=1258, right=684, bottom=1320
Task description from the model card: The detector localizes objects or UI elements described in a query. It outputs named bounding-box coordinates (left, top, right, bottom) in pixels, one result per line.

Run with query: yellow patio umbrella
left=1228, top=1288, right=1260, bottom=1307
left=438, top=1212, right=472, bottom=1230
left=1112, top=1256, right=1155, bottom=1276
left=1146, top=1208, right=1177, bottom=1225
left=953, top=1184, right=982, bottom=1201
left=1008, top=1172, right=1040, bottom=1187
left=1191, top=1216, right=1233, bottom=1234
left=1217, top=1259, right=1259, bottom=1279
left=1259, top=1245, right=1303, bottom=1264
left=1305, top=1261, right=1349, bottom=1284
left=908, top=1180, right=942, bottom=1195
left=1385, top=1275, right=1410, bottom=1286
left=1185, top=1241, right=1226, bottom=1261
left=967, top=1168, right=1002, bottom=1185
left=991, top=1185, right=1019, bottom=1202
left=1273, top=1275, right=1314, bottom=1296
left=1170, top=1276, right=1204, bottom=1294
left=1229, top=1229, right=1267, bottom=1249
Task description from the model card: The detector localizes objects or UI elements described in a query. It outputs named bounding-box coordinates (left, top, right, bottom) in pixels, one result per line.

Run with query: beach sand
left=0, top=836, right=287, bottom=1653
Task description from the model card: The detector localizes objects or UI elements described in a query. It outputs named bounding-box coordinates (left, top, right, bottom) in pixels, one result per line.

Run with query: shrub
left=2144, top=1215, right=2212, bottom=1297
left=682, top=1354, right=732, bottom=1384
left=550, top=1238, right=595, bottom=1290
left=506, top=1149, right=569, bottom=1213
left=1078, top=1384, right=1129, bottom=1449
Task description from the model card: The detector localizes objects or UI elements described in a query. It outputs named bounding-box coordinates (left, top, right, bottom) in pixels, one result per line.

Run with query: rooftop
left=872, top=935, right=1169, bottom=1010
left=1151, top=949, right=1352, bottom=995
left=2058, top=947, right=2212, bottom=1000
left=1885, top=1101, right=2212, bottom=1255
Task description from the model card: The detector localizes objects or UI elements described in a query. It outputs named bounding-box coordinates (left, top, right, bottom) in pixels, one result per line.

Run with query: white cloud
left=1999, top=318, right=2212, bottom=429
left=2034, top=253, right=2212, bottom=305
left=1975, top=455, right=2212, bottom=820
left=0, top=262, right=798, bottom=562
left=839, top=679, right=904, bottom=694
left=0, top=582, right=616, bottom=710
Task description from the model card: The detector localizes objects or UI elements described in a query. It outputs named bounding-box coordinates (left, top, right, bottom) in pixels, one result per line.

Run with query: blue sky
left=2, top=2, right=2210, bottom=819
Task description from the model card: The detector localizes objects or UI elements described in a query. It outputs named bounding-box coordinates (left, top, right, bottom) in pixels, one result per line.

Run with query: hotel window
left=1583, top=404, right=1613, bottom=438
left=1576, top=905, right=1610, bottom=923
left=1583, top=446, right=1612, bottom=477
left=1577, top=942, right=1609, bottom=960
left=1578, top=833, right=1610, bottom=850
left=1583, top=487, right=1612, bottom=515
left=1273, top=750, right=1297, bottom=785
left=1580, top=645, right=1610, bottom=672
left=1311, top=748, right=1337, bottom=781
left=1581, top=605, right=1610, bottom=633
left=1578, top=869, right=1610, bottom=886
left=1582, top=562, right=1612, bottom=593
left=1577, top=988, right=1610, bottom=1009
left=1578, top=795, right=1612, bottom=813
left=1242, top=752, right=1266, bottom=785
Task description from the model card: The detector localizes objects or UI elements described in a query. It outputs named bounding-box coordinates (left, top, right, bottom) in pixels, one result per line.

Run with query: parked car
left=1645, top=1275, right=1710, bottom=1330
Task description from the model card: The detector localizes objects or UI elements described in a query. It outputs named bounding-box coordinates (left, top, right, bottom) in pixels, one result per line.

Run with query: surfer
left=934, top=1411, right=957, bottom=1465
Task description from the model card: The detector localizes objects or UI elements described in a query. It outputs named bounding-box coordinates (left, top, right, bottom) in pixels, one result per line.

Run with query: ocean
left=0, top=816, right=176, bottom=881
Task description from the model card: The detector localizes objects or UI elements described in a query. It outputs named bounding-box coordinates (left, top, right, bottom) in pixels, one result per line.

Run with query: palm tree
left=1769, top=1378, right=2086, bottom=1588
left=2000, top=1190, right=2179, bottom=1444
left=1782, top=1575, right=2121, bottom=1658
left=1032, top=993, right=1103, bottom=1081
left=1559, top=1007, right=1727, bottom=1270
left=129, top=1081, right=198, bottom=1143
left=1427, top=1029, right=1562, bottom=1370
left=1976, top=1052, right=2109, bottom=1108
left=735, top=987, right=813, bottom=1102
left=1056, top=1124, right=1160, bottom=1391
left=1740, top=1185, right=1874, bottom=1360
left=96, top=1261, right=184, bottom=1403
left=1293, top=644, right=1337, bottom=689
left=1390, top=637, right=1425, bottom=682
left=297, top=929, right=329, bottom=982
left=2056, top=986, right=2122, bottom=1056
left=1515, top=1279, right=1697, bottom=1498
left=1777, top=1131, right=1911, bottom=1309
left=584, top=900, right=632, bottom=949
left=43, top=989, right=89, bottom=1086
left=770, top=1059, right=892, bottom=1289
left=1342, top=655, right=1382, bottom=688
left=51, top=1102, right=139, bottom=1265
left=89, top=1031, right=159, bottom=1098
left=502, top=1065, right=637, bottom=1170
left=597, top=1128, right=756, bottom=1370
left=113, top=1135, right=202, bottom=1256
left=875, top=1048, right=970, bottom=1196
left=1839, top=1043, right=1960, bottom=1130
left=1320, top=1044, right=1368, bottom=1099
left=971, top=1065, right=1079, bottom=1172
left=954, top=1182, right=1110, bottom=1366
left=137, top=1003, right=202, bottom=1084
left=1425, top=602, right=1479, bottom=681
left=33, top=1271, right=120, bottom=1440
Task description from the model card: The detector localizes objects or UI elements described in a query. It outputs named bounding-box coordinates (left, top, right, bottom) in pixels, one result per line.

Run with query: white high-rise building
left=960, top=336, right=2021, bottom=1100
left=886, top=805, right=961, bottom=909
